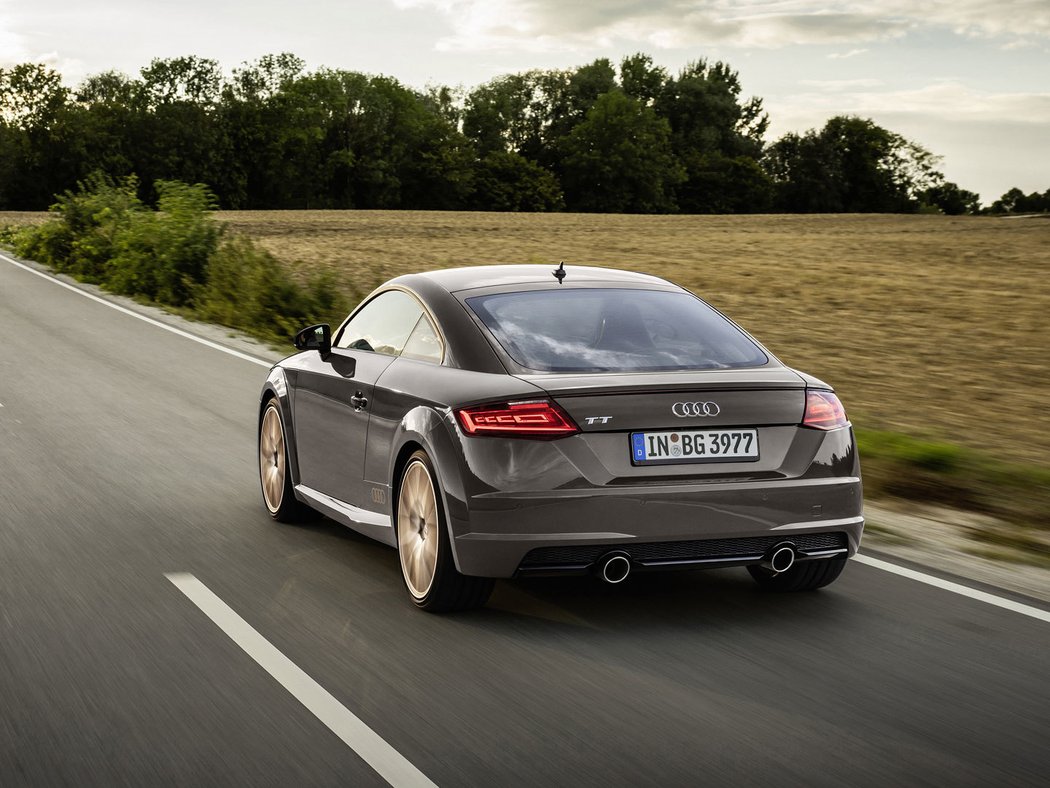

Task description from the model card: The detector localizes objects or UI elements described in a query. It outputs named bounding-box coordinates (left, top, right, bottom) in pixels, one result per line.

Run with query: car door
left=292, top=290, right=426, bottom=508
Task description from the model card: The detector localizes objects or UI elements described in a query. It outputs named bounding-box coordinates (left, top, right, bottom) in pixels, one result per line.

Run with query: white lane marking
left=0, top=251, right=272, bottom=368
left=165, top=573, right=436, bottom=788
left=855, top=554, right=1050, bottom=624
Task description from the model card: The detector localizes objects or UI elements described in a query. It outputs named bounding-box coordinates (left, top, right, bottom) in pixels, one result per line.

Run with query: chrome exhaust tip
left=762, top=544, right=796, bottom=575
left=596, top=552, right=632, bottom=584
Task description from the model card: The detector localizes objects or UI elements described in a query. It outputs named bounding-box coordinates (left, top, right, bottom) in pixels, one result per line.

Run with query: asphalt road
left=2, top=253, right=1049, bottom=787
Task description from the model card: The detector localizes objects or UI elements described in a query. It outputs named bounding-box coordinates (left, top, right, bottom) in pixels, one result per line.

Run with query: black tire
left=259, top=399, right=321, bottom=524
left=747, top=557, right=847, bottom=592
left=396, top=450, right=494, bottom=613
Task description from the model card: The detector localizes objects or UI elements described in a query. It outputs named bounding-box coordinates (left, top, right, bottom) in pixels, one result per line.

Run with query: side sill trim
left=294, top=484, right=391, bottom=529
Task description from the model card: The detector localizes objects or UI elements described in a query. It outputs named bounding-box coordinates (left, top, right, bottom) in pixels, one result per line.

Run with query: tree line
left=0, top=53, right=1037, bottom=215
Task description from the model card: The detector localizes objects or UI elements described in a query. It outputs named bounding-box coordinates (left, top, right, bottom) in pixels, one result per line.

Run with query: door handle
left=350, top=392, right=368, bottom=410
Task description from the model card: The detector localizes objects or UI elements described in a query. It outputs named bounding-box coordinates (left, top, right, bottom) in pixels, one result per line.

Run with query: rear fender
left=387, top=405, right=472, bottom=573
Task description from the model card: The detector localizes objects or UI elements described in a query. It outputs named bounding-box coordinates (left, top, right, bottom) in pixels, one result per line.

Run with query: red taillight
left=802, top=390, right=849, bottom=430
left=456, top=399, right=579, bottom=438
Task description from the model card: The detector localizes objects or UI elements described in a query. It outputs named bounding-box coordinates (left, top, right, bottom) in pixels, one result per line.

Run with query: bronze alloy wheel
left=395, top=450, right=494, bottom=612
left=397, top=458, right=440, bottom=599
left=260, top=402, right=286, bottom=514
left=258, top=399, right=319, bottom=523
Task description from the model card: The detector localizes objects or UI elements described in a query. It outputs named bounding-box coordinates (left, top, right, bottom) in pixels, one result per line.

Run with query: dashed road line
left=166, top=573, right=436, bottom=788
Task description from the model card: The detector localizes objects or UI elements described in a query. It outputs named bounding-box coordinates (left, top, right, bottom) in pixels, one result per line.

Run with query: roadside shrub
left=198, top=236, right=350, bottom=344
left=105, top=180, right=221, bottom=306
left=15, top=174, right=351, bottom=345
left=17, top=173, right=143, bottom=281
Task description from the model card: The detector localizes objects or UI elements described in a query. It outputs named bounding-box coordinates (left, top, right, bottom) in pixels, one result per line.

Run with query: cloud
left=827, top=48, right=868, bottom=59
left=390, top=1, right=1050, bottom=52
left=0, top=4, right=83, bottom=75
left=799, top=78, right=884, bottom=90
left=770, top=82, right=1050, bottom=129
left=0, top=5, right=29, bottom=66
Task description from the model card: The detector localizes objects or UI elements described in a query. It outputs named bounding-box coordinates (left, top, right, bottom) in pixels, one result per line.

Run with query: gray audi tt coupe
left=258, top=264, right=863, bottom=611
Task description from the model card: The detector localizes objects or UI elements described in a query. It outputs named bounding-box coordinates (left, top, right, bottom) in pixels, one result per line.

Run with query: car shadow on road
left=268, top=514, right=862, bottom=638
left=490, top=568, right=858, bottom=632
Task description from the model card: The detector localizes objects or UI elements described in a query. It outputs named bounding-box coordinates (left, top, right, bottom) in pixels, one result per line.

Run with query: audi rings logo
left=672, top=401, right=721, bottom=418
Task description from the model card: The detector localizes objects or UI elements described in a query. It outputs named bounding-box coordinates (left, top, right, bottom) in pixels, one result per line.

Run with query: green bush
left=106, top=180, right=220, bottom=306
left=198, top=236, right=350, bottom=344
left=17, top=173, right=143, bottom=281
left=15, top=174, right=351, bottom=345
left=16, top=174, right=220, bottom=305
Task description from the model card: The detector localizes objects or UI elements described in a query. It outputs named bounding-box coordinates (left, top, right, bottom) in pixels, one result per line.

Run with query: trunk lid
left=517, top=367, right=810, bottom=482
left=519, top=367, right=807, bottom=432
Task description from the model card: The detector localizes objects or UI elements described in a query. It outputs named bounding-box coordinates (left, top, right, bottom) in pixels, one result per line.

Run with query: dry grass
left=6, top=210, right=1049, bottom=465
left=0, top=212, right=50, bottom=228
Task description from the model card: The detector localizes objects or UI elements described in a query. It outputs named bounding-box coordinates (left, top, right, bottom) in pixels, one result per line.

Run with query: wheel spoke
left=408, top=538, right=424, bottom=590
left=422, top=529, right=438, bottom=574
left=409, top=470, right=425, bottom=510
left=268, top=412, right=281, bottom=447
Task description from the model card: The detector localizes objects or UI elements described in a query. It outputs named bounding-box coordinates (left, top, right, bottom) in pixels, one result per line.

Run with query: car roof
left=414, top=264, right=674, bottom=293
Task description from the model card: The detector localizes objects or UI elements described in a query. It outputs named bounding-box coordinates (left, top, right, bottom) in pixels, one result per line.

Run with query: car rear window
left=465, top=288, right=768, bottom=372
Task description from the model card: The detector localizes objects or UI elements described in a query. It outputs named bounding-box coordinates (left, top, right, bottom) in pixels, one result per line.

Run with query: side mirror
left=294, top=324, right=331, bottom=355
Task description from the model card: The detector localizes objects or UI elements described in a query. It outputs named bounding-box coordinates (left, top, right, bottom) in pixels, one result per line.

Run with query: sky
left=3, top=0, right=1049, bottom=203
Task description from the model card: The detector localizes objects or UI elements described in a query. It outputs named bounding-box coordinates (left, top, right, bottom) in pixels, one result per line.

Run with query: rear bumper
left=449, top=476, right=863, bottom=578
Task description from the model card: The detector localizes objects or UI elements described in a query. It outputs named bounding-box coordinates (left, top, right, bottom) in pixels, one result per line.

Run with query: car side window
left=400, top=314, right=443, bottom=363
left=335, top=290, right=423, bottom=356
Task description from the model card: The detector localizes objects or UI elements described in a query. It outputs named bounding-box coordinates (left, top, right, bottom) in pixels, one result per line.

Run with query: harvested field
left=6, top=210, right=1049, bottom=466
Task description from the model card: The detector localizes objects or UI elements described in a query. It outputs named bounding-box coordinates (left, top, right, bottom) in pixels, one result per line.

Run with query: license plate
left=630, top=429, right=759, bottom=465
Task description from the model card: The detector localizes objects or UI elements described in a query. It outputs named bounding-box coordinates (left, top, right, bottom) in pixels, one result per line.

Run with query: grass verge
left=857, top=425, right=1050, bottom=556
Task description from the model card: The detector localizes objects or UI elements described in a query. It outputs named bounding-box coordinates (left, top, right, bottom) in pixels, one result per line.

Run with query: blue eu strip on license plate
left=630, top=429, right=760, bottom=465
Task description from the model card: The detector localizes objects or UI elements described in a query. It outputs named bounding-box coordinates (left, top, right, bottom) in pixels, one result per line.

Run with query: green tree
left=559, top=90, right=683, bottom=213
left=619, top=54, right=667, bottom=106
left=653, top=60, right=769, bottom=213
left=72, top=71, right=143, bottom=181
left=764, top=116, right=942, bottom=213
left=656, top=60, right=767, bottom=160
left=989, top=187, right=1050, bottom=214
left=919, top=181, right=981, bottom=215
left=228, top=53, right=305, bottom=102
left=462, top=73, right=542, bottom=157
left=676, top=152, right=773, bottom=213
left=135, top=57, right=226, bottom=202
left=0, top=63, right=73, bottom=208
left=0, top=63, right=69, bottom=128
left=763, top=130, right=845, bottom=212
left=469, top=151, right=563, bottom=211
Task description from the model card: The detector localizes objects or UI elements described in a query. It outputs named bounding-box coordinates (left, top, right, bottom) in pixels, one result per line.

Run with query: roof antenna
left=553, top=261, right=566, bottom=284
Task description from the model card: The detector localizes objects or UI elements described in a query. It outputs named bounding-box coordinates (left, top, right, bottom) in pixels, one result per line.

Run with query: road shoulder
left=863, top=500, right=1050, bottom=605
